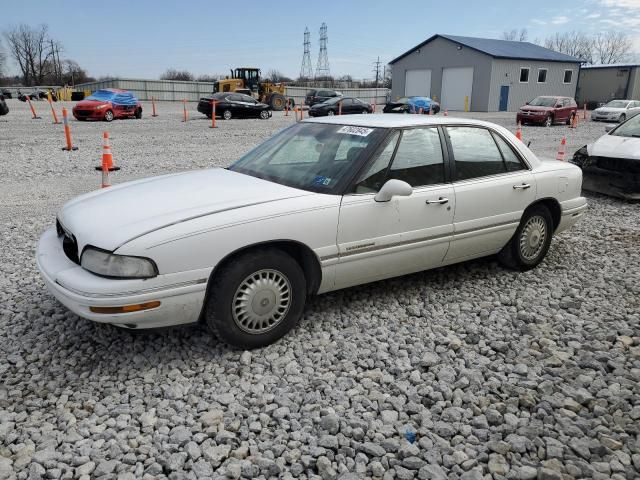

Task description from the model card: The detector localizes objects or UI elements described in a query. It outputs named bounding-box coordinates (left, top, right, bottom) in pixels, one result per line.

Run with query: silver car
left=591, top=99, right=640, bottom=123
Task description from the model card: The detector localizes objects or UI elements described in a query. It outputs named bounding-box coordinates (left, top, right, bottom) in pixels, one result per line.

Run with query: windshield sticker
left=313, top=175, right=332, bottom=186
left=337, top=125, right=373, bottom=137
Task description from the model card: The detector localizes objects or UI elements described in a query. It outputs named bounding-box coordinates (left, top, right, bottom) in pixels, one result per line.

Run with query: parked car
left=571, top=115, right=640, bottom=200
left=36, top=115, right=587, bottom=348
left=72, top=89, right=142, bottom=122
left=516, top=96, right=577, bottom=126
left=1, top=89, right=12, bottom=99
left=0, top=95, right=8, bottom=116
left=308, top=96, right=373, bottom=117
left=591, top=99, right=640, bottom=123
left=197, top=92, right=271, bottom=120
left=17, top=90, right=41, bottom=102
left=305, top=89, right=342, bottom=106
left=383, top=96, right=440, bottom=114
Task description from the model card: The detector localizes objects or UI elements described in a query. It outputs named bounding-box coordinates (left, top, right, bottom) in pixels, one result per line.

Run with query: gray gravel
left=1, top=99, right=639, bottom=479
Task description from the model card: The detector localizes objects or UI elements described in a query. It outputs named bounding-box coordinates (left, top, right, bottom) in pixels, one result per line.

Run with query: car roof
left=303, top=114, right=500, bottom=129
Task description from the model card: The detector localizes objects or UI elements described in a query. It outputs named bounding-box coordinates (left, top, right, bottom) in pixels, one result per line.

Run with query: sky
left=1, top=0, right=639, bottom=81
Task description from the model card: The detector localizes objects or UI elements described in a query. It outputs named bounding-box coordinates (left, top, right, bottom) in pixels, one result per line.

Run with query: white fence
left=75, top=79, right=391, bottom=105
left=75, top=79, right=216, bottom=102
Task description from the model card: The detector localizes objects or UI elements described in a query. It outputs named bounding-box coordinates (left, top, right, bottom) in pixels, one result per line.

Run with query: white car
left=591, top=99, right=640, bottom=123
left=37, top=116, right=587, bottom=348
left=571, top=114, right=640, bottom=200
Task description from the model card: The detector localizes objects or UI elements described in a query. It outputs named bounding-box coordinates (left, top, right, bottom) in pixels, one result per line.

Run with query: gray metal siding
left=390, top=36, right=493, bottom=111
left=488, top=59, right=578, bottom=112
left=629, top=68, right=640, bottom=99
left=576, top=68, right=634, bottom=105
left=76, top=79, right=216, bottom=101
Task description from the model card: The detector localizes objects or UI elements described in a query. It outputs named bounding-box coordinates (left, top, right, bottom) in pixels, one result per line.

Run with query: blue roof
left=389, top=34, right=582, bottom=65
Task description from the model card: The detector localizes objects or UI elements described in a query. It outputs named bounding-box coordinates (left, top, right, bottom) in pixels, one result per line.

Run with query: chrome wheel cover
left=232, top=269, right=291, bottom=334
left=223, top=110, right=232, bottom=119
left=519, top=216, right=547, bottom=260
left=545, top=116, right=552, bottom=127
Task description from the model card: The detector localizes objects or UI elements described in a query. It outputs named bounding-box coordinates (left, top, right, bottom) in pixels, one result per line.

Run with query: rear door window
left=447, top=127, right=508, bottom=180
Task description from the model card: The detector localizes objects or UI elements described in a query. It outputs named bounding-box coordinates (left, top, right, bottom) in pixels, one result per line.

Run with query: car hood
left=590, top=134, right=640, bottom=159
left=521, top=105, right=552, bottom=112
left=594, top=107, right=624, bottom=114
left=75, top=99, right=109, bottom=108
left=58, top=168, right=314, bottom=252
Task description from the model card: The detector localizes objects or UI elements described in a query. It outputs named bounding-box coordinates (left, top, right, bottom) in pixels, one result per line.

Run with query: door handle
left=513, top=183, right=531, bottom=190
left=426, top=197, right=449, bottom=204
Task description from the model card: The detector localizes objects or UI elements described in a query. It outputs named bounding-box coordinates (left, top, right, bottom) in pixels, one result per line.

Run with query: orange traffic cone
left=556, top=136, right=567, bottom=161
left=515, top=122, right=523, bottom=142
left=95, top=131, right=120, bottom=171
left=101, top=157, right=111, bottom=189
left=570, top=113, right=578, bottom=129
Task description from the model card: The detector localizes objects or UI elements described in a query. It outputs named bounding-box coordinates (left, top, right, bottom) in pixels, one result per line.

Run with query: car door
left=443, top=126, right=535, bottom=261
left=334, top=127, right=455, bottom=289
left=241, top=95, right=259, bottom=117
left=340, top=98, right=354, bottom=114
left=227, top=94, right=244, bottom=117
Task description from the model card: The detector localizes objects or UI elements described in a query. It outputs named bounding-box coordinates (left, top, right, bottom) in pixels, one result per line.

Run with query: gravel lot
left=1, top=100, right=638, bottom=480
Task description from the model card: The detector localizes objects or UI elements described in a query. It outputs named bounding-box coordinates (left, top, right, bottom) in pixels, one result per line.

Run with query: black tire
left=104, top=110, right=114, bottom=122
left=566, top=112, right=574, bottom=125
left=204, top=249, right=306, bottom=349
left=135, top=107, right=142, bottom=119
left=268, top=93, right=286, bottom=111
left=619, top=113, right=626, bottom=123
left=497, top=205, right=553, bottom=271
left=259, top=109, right=270, bottom=120
left=544, top=114, right=553, bottom=127
left=222, top=109, right=232, bottom=120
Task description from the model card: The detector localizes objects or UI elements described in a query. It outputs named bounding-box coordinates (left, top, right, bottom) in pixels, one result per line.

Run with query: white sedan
left=571, top=114, right=640, bottom=200
left=591, top=99, right=640, bottom=123
left=37, top=116, right=587, bottom=348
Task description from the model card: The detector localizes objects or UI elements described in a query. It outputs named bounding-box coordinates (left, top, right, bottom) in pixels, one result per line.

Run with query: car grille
left=592, top=156, right=640, bottom=174
left=56, top=219, right=80, bottom=264
left=74, top=109, right=93, bottom=117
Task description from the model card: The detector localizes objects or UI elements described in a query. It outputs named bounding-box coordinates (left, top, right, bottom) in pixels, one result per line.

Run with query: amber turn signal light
left=89, top=301, right=161, bottom=314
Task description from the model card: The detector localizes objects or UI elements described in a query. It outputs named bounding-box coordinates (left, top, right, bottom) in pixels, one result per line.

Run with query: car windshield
left=528, top=97, right=557, bottom=107
left=610, top=114, right=640, bottom=138
left=605, top=100, right=629, bottom=108
left=228, top=122, right=386, bottom=193
left=86, top=90, right=116, bottom=101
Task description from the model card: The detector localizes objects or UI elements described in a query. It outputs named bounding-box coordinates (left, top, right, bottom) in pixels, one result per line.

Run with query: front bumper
left=36, top=227, right=208, bottom=329
left=72, top=108, right=105, bottom=120
left=591, top=113, right=621, bottom=122
left=516, top=112, right=546, bottom=124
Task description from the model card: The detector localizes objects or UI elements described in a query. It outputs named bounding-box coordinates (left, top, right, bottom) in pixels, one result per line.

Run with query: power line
left=315, top=23, right=330, bottom=79
left=372, top=56, right=382, bottom=87
left=299, top=27, right=313, bottom=80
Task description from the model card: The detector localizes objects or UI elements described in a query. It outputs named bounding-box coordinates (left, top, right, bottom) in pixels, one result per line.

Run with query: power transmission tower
left=372, top=56, right=382, bottom=87
left=315, top=23, right=330, bottom=80
left=299, top=27, right=313, bottom=81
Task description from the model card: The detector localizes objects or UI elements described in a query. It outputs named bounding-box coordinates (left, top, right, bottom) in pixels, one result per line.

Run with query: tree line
left=502, top=29, right=634, bottom=65
left=1, top=24, right=94, bottom=86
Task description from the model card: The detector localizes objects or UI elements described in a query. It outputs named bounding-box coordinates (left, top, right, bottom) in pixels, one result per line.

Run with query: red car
left=72, top=89, right=142, bottom=122
left=516, top=96, right=577, bottom=127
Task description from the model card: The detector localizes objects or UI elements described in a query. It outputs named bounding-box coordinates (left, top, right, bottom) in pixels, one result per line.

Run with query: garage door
left=405, top=69, right=431, bottom=97
left=441, top=67, right=473, bottom=111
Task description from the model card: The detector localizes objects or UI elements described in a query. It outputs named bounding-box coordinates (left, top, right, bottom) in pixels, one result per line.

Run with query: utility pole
left=372, top=56, right=382, bottom=87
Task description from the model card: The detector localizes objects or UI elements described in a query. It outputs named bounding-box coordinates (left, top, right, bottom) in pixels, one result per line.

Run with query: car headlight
left=95, top=104, right=108, bottom=109
left=81, top=248, right=158, bottom=279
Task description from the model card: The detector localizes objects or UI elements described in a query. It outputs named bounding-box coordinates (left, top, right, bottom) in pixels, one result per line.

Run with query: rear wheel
left=104, top=110, right=114, bottom=122
left=498, top=205, right=553, bottom=271
left=327, top=110, right=335, bottom=116
left=268, top=93, right=286, bottom=111
left=204, top=249, right=306, bottom=349
left=222, top=109, right=232, bottom=120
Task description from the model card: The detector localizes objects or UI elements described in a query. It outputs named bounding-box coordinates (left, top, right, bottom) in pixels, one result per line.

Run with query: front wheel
left=259, top=109, right=270, bottom=120
left=222, top=109, right=232, bottom=120
left=544, top=115, right=552, bottom=127
left=619, top=113, right=626, bottom=123
left=204, top=249, right=307, bottom=349
left=135, top=108, right=142, bottom=119
left=104, top=110, right=114, bottom=122
left=498, top=205, right=553, bottom=271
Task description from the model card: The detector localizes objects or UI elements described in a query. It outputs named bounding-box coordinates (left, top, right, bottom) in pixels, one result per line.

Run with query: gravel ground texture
left=0, top=100, right=639, bottom=480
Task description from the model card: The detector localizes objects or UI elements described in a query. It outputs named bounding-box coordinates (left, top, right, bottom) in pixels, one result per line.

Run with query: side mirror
left=374, top=179, right=413, bottom=202
left=605, top=124, right=615, bottom=132
left=525, top=101, right=529, bottom=105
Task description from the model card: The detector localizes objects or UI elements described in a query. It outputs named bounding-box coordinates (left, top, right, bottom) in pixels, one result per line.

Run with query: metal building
left=389, top=34, right=581, bottom=112
left=576, top=64, right=640, bottom=107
